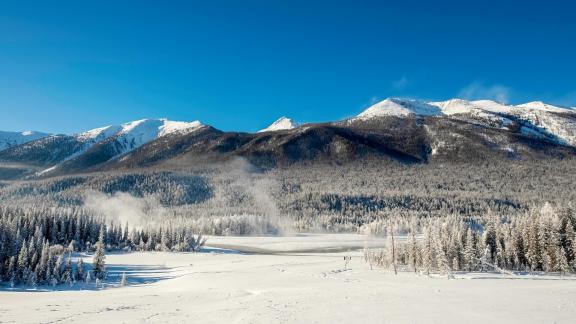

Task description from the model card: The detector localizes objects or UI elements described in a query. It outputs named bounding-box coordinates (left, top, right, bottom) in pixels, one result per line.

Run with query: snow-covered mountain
left=72, top=119, right=203, bottom=156
left=356, top=97, right=576, bottom=146
left=258, top=117, right=298, bottom=133
left=96, top=118, right=203, bottom=155
left=0, top=131, right=50, bottom=151
left=356, top=98, right=442, bottom=119
left=1, top=99, right=575, bottom=180
left=0, top=118, right=204, bottom=177
left=36, top=119, right=204, bottom=175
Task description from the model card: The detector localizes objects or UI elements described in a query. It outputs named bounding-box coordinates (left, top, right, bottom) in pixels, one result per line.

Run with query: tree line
left=365, top=204, right=576, bottom=275
left=0, top=206, right=205, bottom=287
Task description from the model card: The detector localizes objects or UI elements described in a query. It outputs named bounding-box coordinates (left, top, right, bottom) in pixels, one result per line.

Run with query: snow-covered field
left=1, top=234, right=575, bottom=324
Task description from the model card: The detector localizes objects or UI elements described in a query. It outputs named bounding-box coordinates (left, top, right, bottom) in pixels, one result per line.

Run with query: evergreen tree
left=556, top=247, right=570, bottom=275
left=76, top=258, right=84, bottom=282
left=93, top=227, right=106, bottom=280
left=407, top=228, right=418, bottom=273
left=463, top=228, right=477, bottom=271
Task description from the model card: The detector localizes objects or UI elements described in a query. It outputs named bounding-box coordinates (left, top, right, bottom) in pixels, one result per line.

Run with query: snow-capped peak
left=516, top=101, right=573, bottom=113
left=258, top=117, right=298, bottom=133
left=157, top=119, right=203, bottom=137
left=115, top=118, right=203, bottom=151
left=0, top=130, right=50, bottom=151
left=77, top=125, right=123, bottom=141
left=428, top=99, right=479, bottom=115
left=357, top=98, right=442, bottom=119
left=470, top=100, right=514, bottom=114
left=77, top=119, right=203, bottom=142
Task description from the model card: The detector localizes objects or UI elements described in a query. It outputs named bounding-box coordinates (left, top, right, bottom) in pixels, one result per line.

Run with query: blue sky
left=1, top=0, right=575, bottom=134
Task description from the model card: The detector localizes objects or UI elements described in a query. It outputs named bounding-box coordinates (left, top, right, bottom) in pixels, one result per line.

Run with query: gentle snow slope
left=1, top=234, right=575, bottom=324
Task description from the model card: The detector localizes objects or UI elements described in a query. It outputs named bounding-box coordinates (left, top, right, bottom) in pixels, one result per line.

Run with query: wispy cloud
left=458, top=81, right=512, bottom=103
left=391, top=74, right=410, bottom=90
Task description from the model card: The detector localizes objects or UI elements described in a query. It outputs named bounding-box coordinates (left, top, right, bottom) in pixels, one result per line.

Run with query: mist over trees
left=1, top=158, right=575, bottom=286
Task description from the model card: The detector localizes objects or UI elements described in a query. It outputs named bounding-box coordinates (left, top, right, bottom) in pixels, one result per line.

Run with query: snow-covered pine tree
left=407, top=227, right=419, bottom=273
left=556, top=246, right=570, bottom=275
left=17, top=243, right=28, bottom=283
left=93, top=227, right=106, bottom=280
left=463, top=228, right=477, bottom=271
left=433, top=227, right=450, bottom=277
left=8, top=255, right=16, bottom=286
left=422, top=225, right=433, bottom=275
left=76, top=258, right=84, bottom=282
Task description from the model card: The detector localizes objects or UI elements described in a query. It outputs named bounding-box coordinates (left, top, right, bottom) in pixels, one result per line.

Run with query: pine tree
left=434, top=228, right=450, bottom=277
left=8, top=256, right=16, bottom=286
left=93, top=227, right=106, bottom=280
left=76, top=258, right=84, bottom=282
left=17, top=243, right=29, bottom=282
left=422, top=226, right=433, bottom=275
left=53, top=254, right=63, bottom=283
left=407, top=228, right=418, bottom=273
left=556, top=246, right=570, bottom=275
left=63, top=256, right=73, bottom=285
left=464, top=228, right=477, bottom=271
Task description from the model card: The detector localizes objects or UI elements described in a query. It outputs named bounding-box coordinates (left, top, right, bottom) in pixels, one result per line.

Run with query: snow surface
left=357, top=98, right=442, bottom=118
left=76, top=125, right=123, bottom=141
left=113, top=119, right=203, bottom=155
left=516, top=101, right=574, bottom=113
left=2, top=234, right=575, bottom=324
left=0, top=130, right=49, bottom=151
left=258, top=117, right=298, bottom=133
left=429, top=98, right=480, bottom=115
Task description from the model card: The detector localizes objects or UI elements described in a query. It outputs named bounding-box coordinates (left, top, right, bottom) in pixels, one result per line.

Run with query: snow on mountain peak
left=428, top=99, right=479, bottom=115
left=158, top=119, right=203, bottom=137
left=469, top=100, right=514, bottom=114
left=258, top=117, right=298, bottom=133
left=357, top=98, right=442, bottom=119
left=115, top=118, right=203, bottom=153
left=78, top=119, right=203, bottom=142
left=77, top=125, right=123, bottom=141
left=0, top=130, right=50, bottom=151
left=516, top=101, right=573, bottom=113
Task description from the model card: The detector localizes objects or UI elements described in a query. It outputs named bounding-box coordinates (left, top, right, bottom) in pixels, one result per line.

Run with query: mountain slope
left=1, top=98, right=575, bottom=179
left=38, top=119, right=204, bottom=175
left=0, top=131, right=50, bottom=151
left=0, top=119, right=203, bottom=176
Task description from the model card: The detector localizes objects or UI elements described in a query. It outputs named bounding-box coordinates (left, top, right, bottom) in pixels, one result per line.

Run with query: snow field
left=1, top=234, right=575, bottom=324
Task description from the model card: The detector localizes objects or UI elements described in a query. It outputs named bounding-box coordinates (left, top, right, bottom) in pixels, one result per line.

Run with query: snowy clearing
left=1, top=234, right=575, bottom=324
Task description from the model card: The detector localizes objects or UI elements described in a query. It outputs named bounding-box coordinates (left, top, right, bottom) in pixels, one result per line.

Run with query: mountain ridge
left=1, top=98, right=575, bottom=179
